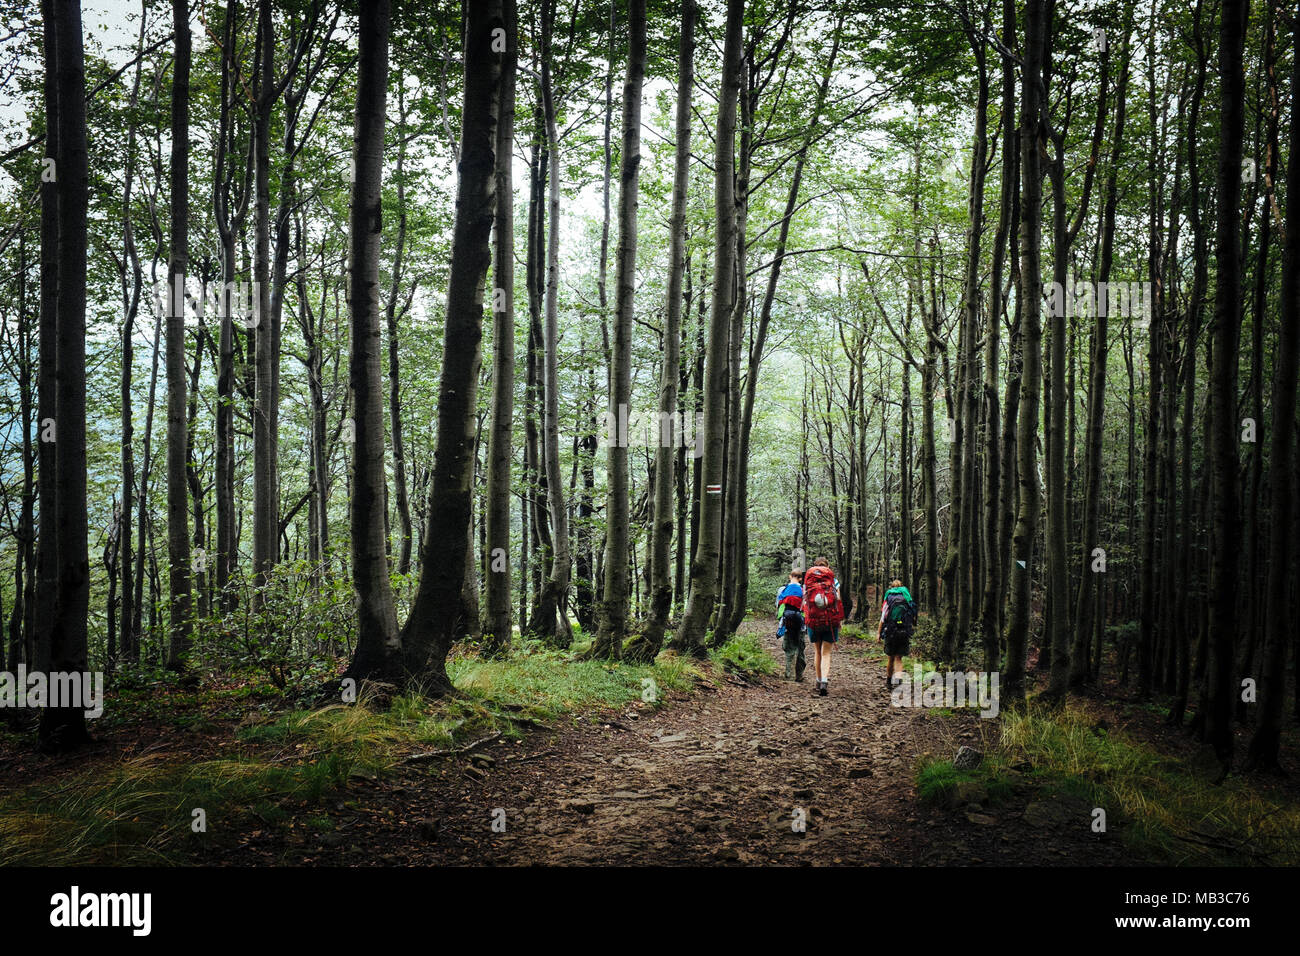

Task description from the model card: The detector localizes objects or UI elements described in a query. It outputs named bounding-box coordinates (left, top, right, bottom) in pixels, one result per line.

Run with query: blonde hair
left=890, top=578, right=903, bottom=587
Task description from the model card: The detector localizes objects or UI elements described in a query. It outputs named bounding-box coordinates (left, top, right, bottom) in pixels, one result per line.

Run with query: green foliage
left=709, top=631, right=779, bottom=678
left=194, top=562, right=354, bottom=690
left=908, top=614, right=944, bottom=662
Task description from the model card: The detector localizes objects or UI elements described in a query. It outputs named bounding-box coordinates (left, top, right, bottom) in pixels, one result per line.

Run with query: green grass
left=450, top=639, right=704, bottom=719
left=709, top=631, right=778, bottom=677
left=916, top=761, right=1015, bottom=806
left=0, top=689, right=405, bottom=865
left=916, top=704, right=1300, bottom=865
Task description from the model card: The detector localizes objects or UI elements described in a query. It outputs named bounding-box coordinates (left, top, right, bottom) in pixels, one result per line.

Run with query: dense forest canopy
left=0, top=0, right=1295, bottom=790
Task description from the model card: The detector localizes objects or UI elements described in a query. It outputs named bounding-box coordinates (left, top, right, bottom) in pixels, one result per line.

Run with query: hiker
left=775, top=570, right=806, bottom=681
left=879, top=578, right=919, bottom=688
left=802, top=556, right=844, bottom=697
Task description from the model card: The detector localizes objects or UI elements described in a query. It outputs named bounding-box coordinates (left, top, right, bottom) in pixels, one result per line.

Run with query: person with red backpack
left=802, top=556, right=844, bottom=697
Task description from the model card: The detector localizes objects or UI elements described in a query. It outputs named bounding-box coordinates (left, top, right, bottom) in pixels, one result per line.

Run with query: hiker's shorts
left=809, top=625, right=839, bottom=644
left=883, top=628, right=910, bottom=656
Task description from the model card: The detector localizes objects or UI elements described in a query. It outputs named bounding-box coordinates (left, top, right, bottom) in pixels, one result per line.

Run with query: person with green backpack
left=878, top=578, right=918, bottom=688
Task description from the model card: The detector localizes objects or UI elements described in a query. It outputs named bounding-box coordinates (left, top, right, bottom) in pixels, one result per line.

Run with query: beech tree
left=591, top=0, right=646, bottom=660
left=675, top=0, right=744, bottom=657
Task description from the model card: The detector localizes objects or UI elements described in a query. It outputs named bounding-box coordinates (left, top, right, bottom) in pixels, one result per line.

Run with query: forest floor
left=6, top=620, right=1297, bottom=866
left=191, top=624, right=1127, bottom=866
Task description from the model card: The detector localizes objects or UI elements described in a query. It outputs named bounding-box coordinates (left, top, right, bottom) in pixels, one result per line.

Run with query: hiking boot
left=818, top=681, right=828, bottom=697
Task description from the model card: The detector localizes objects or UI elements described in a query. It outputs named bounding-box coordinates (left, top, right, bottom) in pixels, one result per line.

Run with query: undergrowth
left=0, top=631, right=766, bottom=866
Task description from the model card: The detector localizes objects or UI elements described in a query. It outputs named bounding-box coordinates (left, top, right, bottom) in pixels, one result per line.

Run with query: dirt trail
left=216, top=626, right=1126, bottom=866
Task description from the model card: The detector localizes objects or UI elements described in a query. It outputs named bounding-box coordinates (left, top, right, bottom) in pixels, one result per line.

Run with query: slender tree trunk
left=342, top=0, right=402, bottom=684
left=165, top=0, right=193, bottom=671
left=398, top=0, right=504, bottom=689
left=1071, top=2, right=1133, bottom=688
left=592, top=0, right=647, bottom=658
left=117, top=7, right=147, bottom=669
left=921, top=246, right=940, bottom=612
left=673, top=0, right=743, bottom=657
left=628, top=0, right=693, bottom=662
left=34, top=0, right=60, bottom=681
left=1205, top=0, right=1247, bottom=774
left=951, top=22, right=988, bottom=665
left=483, top=0, right=517, bottom=654
left=527, top=0, right=576, bottom=648
left=981, top=0, right=1016, bottom=673
left=1003, top=0, right=1047, bottom=709
left=10, top=234, right=35, bottom=673
left=40, top=0, right=92, bottom=750
left=386, top=84, right=413, bottom=576
left=213, top=0, right=242, bottom=614
left=1244, top=0, right=1296, bottom=770
left=251, top=0, right=277, bottom=603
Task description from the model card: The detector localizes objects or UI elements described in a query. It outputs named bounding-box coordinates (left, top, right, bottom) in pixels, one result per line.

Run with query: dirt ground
left=200, top=627, right=1129, bottom=866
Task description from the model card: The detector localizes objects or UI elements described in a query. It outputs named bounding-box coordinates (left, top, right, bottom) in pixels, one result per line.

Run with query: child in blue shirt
left=775, top=571, right=805, bottom=681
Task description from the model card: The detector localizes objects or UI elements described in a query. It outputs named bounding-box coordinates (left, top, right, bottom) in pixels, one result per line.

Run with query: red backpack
left=802, top=565, right=843, bottom=628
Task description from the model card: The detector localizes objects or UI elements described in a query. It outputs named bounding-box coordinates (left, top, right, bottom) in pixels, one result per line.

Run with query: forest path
left=217, top=622, right=1128, bottom=865
left=475, top=625, right=927, bottom=865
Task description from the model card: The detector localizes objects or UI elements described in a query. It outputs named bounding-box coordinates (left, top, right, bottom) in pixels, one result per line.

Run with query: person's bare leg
left=820, top=643, right=834, bottom=681
left=811, top=642, right=823, bottom=689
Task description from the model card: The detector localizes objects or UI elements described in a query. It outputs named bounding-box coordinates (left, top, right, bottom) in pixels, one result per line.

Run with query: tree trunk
left=627, top=0, right=693, bottom=663
left=1205, top=0, right=1247, bottom=774
left=981, top=0, right=1016, bottom=673
left=483, top=0, right=517, bottom=654
left=40, top=0, right=92, bottom=751
left=592, top=0, right=647, bottom=658
left=952, top=19, right=988, bottom=666
left=117, top=6, right=147, bottom=669
left=397, top=0, right=504, bottom=690
left=1072, top=2, right=1134, bottom=688
left=165, top=0, right=193, bottom=671
left=386, top=83, right=414, bottom=576
left=528, top=0, right=576, bottom=649
left=1244, top=0, right=1296, bottom=770
left=1002, top=0, right=1047, bottom=709
left=673, top=0, right=743, bottom=657
left=251, top=0, right=277, bottom=604
left=34, top=0, right=60, bottom=681
left=343, top=0, right=403, bottom=685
